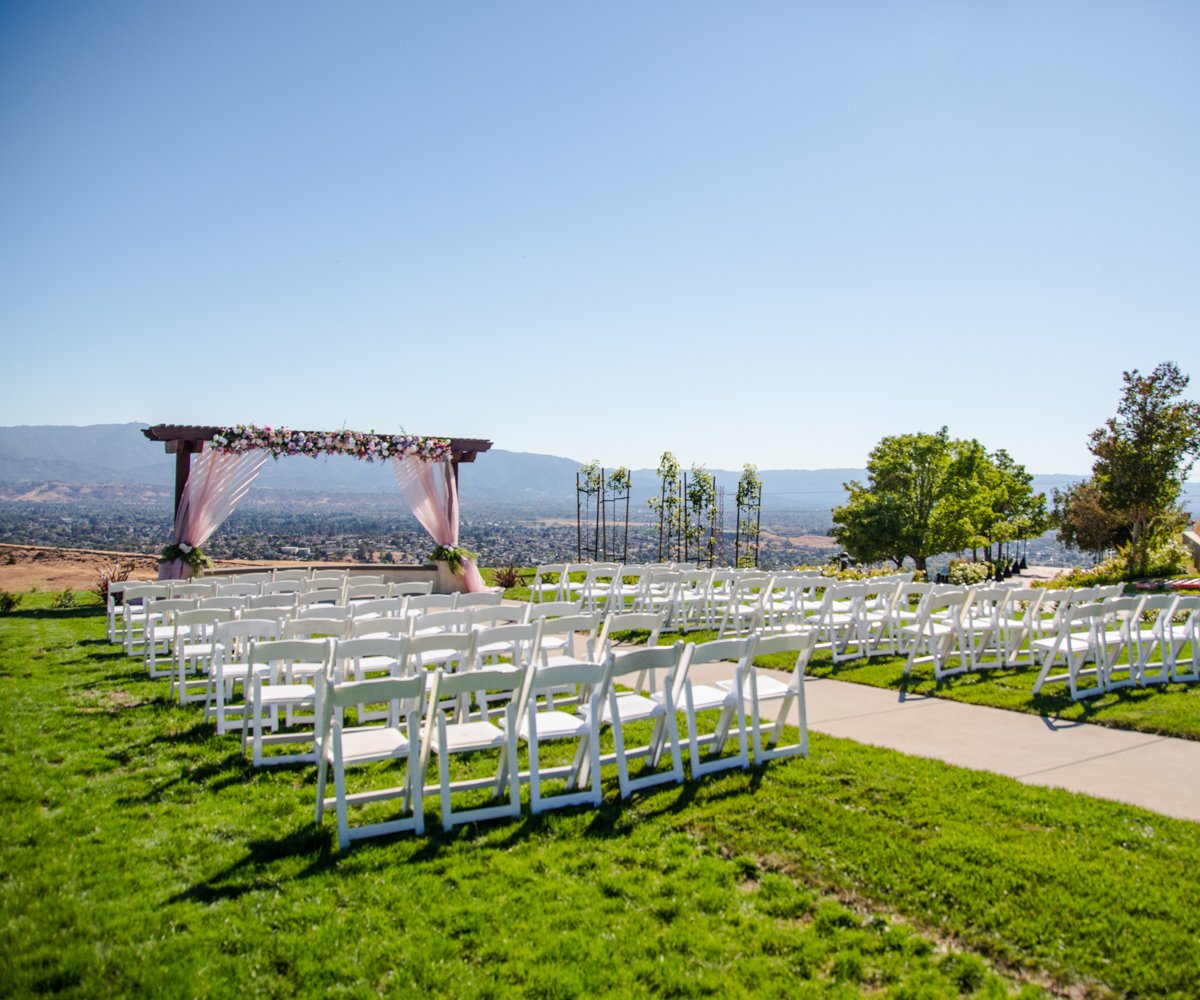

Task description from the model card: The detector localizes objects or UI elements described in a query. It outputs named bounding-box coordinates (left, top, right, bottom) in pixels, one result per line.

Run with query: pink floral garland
left=210, top=425, right=453, bottom=462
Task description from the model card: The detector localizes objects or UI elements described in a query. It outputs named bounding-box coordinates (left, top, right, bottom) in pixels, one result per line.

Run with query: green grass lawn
left=4, top=595, right=1200, bottom=997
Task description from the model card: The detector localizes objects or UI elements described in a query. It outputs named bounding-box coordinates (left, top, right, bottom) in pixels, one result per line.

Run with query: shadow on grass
left=4, top=605, right=103, bottom=621
left=167, top=825, right=336, bottom=904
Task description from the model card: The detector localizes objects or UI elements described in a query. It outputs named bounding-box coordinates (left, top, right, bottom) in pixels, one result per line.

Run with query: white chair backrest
left=283, top=618, right=348, bottom=640
left=526, top=600, right=582, bottom=621
left=411, top=609, right=470, bottom=636
left=246, top=593, right=298, bottom=610
left=405, top=594, right=456, bottom=615
left=297, top=604, right=352, bottom=621
left=215, top=617, right=281, bottom=658
left=391, top=581, right=433, bottom=597
left=468, top=605, right=526, bottom=629
left=456, top=592, right=503, bottom=609
left=404, top=631, right=475, bottom=673
left=333, top=636, right=409, bottom=681
left=262, top=580, right=303, bottom=596
left=297, top=588, right=344, bottom=608
left=217, top=582, right=261, bottom=598
left=350, top=616, right=412, bottom=639
left=349, top=597, right=405, bottom=619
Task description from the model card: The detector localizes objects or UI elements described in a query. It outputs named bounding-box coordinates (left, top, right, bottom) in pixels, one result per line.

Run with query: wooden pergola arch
left=143, top=424, right=493, bottom=517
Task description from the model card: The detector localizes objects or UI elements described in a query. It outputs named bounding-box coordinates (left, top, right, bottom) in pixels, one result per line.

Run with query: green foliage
left=491, top=563, right=524, bottom=590
left=1052, top=477, right=1128, bottom=558
left=1044, top=537, right=1192, bottom=588
left=50, top=587, right=77, bottom=610
left=606, top=466, right=631, bottom=493
left=0, top=590, right=20, bottom=613
left=1089, top=362, right=1200, bottom=577
left=428, top=544, right=478, bottom=575
left=948, top=560, right=989, bottom=586
left=91, top=561, right=131, bottom=606
left=158, top=542, right=211, bottom=576
left=834, top=430, right=1043, bottom=572
left=5, top=604, right=1200, bottom=996
left=577, top=459, right=603, bottom=493
left=685, top=464, right=718, bottom=564
left=648, top=451, right=684, bottom=560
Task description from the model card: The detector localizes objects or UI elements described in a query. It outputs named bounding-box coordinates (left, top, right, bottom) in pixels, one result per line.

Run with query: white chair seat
left=431, top=720, right=506, bottom=754
left=258, top=683, right=316, bottom=705
left=339, top=726, right=411, bottom=764
left=721, top=674, right=790, bottom=700
left=580, top=691, right=660, bottom=724
left=519, top=710, right=590, bottom=741
left=653, top=683, right=732, bottom=713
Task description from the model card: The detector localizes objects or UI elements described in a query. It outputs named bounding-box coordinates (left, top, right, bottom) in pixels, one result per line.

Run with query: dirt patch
left=0, top=544, right=276, bottom=593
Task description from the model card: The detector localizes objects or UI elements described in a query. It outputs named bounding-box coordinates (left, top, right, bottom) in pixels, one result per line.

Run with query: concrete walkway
left=686, top=662, right=1200, bottom=824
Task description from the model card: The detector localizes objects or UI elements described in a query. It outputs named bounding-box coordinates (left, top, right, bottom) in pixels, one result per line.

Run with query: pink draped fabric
left=391, top=456, right=486, bottom=593
left=158, top=447, right=268, bottom=580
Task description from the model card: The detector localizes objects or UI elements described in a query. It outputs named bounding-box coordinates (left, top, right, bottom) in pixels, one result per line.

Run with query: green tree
left=975, top=448, right=1048, bottom=563
left=1051, top=478, right=1127, bottom=561
left=1089, top=362, right=1200, bottom=576
left=832, top=428, right=989, bottom=572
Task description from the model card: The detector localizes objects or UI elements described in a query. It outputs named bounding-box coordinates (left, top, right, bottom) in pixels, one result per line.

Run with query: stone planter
left=433, top=560, right=466, bottom=595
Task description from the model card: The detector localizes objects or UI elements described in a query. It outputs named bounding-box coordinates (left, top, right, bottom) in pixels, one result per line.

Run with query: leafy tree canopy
left=1088, top=362, right=1200, bottom=576
left=832, top=428, right=1042, bottom=571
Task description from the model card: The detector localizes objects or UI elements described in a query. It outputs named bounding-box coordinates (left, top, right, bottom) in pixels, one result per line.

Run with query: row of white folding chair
left=164, top=593, right=577, bottom=699
left=1031, top=594, right=1200, bottom=699
left=312, top=625, right=819, bottom=849
left=109, top=577, right=437, bottom=647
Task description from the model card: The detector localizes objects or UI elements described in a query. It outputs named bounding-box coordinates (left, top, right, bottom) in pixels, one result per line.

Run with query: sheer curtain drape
left=391, top=456, right=485, bottom=593
left=158, top=448, right=268, bottom=580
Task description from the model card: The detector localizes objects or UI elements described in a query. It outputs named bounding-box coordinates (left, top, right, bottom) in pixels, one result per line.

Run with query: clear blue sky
left=2, top=1, right=1197, bottom=475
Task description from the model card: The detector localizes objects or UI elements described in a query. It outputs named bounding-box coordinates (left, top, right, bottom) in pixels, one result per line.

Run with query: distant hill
left=0, top=423, right=1195, bottom=517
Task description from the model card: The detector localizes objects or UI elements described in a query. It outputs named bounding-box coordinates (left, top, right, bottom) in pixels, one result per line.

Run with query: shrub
left=1042, top=537, right=1192, bottom=589
left=948, top=560, right=989, bottom=586
left=92, top=561, right=131, bottom=605
left=492, top=563, right=525, bottom=590
left=51, top=588, right=77, bottom=610
left=0, top=591, right=21, bottom=613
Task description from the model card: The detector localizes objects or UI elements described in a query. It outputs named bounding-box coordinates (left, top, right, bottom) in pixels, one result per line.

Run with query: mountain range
left=2, top=423, right=1192, bottom=517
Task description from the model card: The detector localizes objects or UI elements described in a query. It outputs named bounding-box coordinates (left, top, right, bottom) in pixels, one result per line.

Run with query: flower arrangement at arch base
left=429, top=545, right=478, bottom=577
left=158, top=542, right=211, bottom=576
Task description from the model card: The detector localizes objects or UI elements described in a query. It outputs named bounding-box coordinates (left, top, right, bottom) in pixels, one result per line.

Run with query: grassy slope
left=2, top=598, right=1200, bottom=997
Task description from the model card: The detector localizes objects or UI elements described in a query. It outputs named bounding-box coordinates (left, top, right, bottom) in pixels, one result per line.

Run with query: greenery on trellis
left=735, top=463, right=763, bottom=568
left=685, top=464, right=718, bottom=566
left=648, top=451, right=684, bottom=561
left=577, top=461, right=632, bottom=561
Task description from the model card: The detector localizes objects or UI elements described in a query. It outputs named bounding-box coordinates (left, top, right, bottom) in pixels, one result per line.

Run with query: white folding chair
left=518, top=656, right=612, bottom=814
left=732, top=630, right=817, bottom=763
left=121, top=583, right=172, bottom=655
left=245, top=638, right=333, bottom=766
left=1129, top=594, right=1178, bottom=686
left=421, top=665, right=527, bottom=831
left=1031, top=604, right=1109, bottom=700
left=142, top=597, right=199, bottom=678
left=664, top=636, right=753, bottom=778
left=315, top=672, right=426, bottom=849
left=588, top=642, right=687, bottom=799
left=901, top=590, right=974, bottom=680
left=1166, top=596, right=1200, bottom=684
left=171, top=607, right=236, bottom=705
left=529, top=563, right=569, bottom=604
left=205, top=618, right=282, bottom=734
